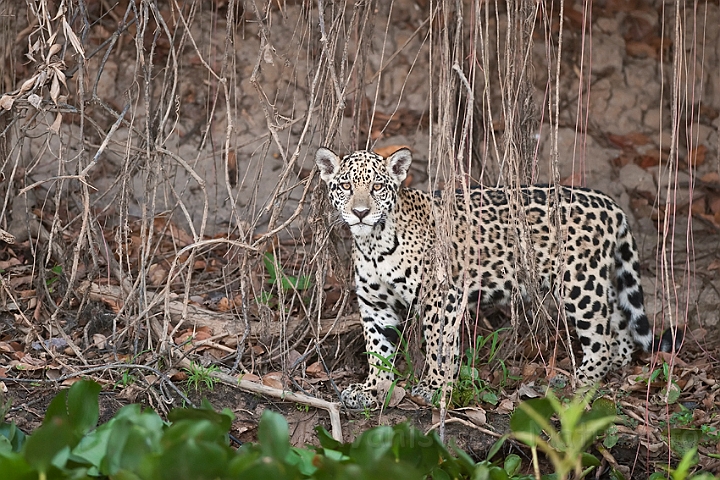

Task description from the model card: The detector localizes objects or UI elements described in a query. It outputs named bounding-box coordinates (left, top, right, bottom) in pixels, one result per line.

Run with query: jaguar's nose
left=352, top=207, right=370, bottom=220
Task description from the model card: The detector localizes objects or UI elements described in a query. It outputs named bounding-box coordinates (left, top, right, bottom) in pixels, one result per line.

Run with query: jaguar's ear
left=386, top=148, right=412, bottom=184
left=315, top=147, right=341, bottom=184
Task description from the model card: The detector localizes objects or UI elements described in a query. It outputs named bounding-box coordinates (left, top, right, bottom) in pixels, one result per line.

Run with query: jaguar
left=316, top=147, right=678, bottom=409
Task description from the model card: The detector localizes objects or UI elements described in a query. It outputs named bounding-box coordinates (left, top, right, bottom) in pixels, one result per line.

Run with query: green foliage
left=263, top=253, right=312, bottom=292
left=649, top=448, right=719, bottom=480
left=365, top=325, right=415, bottom=409
left=0, top=380, right=527, bottom=479
left=447, top=330, right=514, bottom=408
left=510, top=388, right=615, bottom=480
left=46, top=264, right=63, bottom=292
left=1, top=381, right=718, bottom=479
left=643, top=361, right=682, bottom=404
left=184, top=362, right=220, bottom=393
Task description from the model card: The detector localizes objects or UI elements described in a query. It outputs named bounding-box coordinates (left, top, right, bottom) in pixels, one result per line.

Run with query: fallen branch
left=78, top=281, right=361, bottom=340
left=175, top=357, right=343, bottom=441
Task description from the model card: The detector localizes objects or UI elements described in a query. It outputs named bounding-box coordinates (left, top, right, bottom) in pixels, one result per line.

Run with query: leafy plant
left=263, top=252, right=312, bottom=292
left=649, top=448, right=719, bottom=480
left=644, top=361, right=682, bottom=404
left=510, top=388, right=616, bottom=480
left=365, top=325, right=415, bottom=409
left=445, top=330, right=514, bottom=407
left=1, top=381, right=718, bottom=479
left=184, top=362, right=219, bottom=393
left=46, top=264, right=63, bottom=292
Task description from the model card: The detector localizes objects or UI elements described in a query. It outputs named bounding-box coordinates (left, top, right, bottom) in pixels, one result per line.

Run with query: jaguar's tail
left=614, top=217, right=682, bottom=353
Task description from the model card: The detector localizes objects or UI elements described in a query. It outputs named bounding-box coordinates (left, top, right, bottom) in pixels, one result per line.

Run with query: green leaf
left=503, top=453, right=521, bottom=476
left=168, top=403, right=233, bottom=433
left=510, top=398, right=554, bottom=447
left=257, top=410, right=290, bottom=460
left=0, top=454, right=34, bottom=479
left=282, top=273, right=310, bottom=292
left=95, top=405, right=164, bottom=475
left=603, top=425, right=619, bottom=449
left=294, top=275, right=312, bottom=290
left=22, top=416, right=75, bottom=472
left=481, top=391, right=499, bottom=405
left=660, top=381, right=682, bottom=404
left=157, top=437, right=229, bottom=480
left=459, top=365, right=478, bottom=381
left=485, top=435, right=508, bottom=461
left=608, top=466, right=627, bottom=480
left=667, top=428, right=701, bottom=461
left=287, top=447, right=318, bottom=476
left=588, top=397, right=616, bottom=420
left=349, top=425, right=394, bottom=465
left=671, top=447, right=699, bottom=480
left=263, top=253, right=280, bottom=284
left=0, top=421, right=27, bottom=453
left=580, top=452, right=600, bottom=467
left=67, top=380, right=101, bottom=435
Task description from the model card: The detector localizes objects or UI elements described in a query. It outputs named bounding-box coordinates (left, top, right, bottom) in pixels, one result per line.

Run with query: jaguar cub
left=316, top=147, right=673, bottom=409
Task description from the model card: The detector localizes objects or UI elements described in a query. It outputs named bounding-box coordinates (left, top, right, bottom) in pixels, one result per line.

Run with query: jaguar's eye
left=340, top=182, right=351, bottom=191
left=372, top=183, right=383, bottom=192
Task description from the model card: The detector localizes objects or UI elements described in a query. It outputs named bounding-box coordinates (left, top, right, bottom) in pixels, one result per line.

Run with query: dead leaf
left=626, top=41, right=658, bottom=58
left=92, top=333, right=107, bottom=349
left=377, top=380, right=405, bottom=407
left=28, top=94, right=42, bottom=109
left=0, top=94, right=14, bottom=110
left=607, top=132, right=651, bottom=149
left=216, top=297, right=231, bottom=312
left=241, top=373, right=260, bottom=383
left=61, top=377, right=83, bottom=386
left=461, top=406, right=487, bottom=426
left=48, top=112, right=62, bottom=135
left=147, top=263, right=167, bottom=287
left=522, top=363, right=540, bottom=379
left=227, top=149, right=237, bottom=187
left=63, top=17, right=85, bottom=58
left=262, top=372, right=285, bottom=390
left=688, top=144, right=707, bottom=167
left=708, top=195, right=720, bottom=215
left=691, top=196, right=707, bottom=216
left=495, top=398, right=515, bottom=414
left=516, top=382, right=541, bottom=399
left=700, top=172, right=720, bottom=184
left=153, top=217, right=194, bottom=247
left=635, top=154, right=659, bottom=168
left=612, top=153, right=634, bottom=167
left=306, top=361, right=323, bottom=376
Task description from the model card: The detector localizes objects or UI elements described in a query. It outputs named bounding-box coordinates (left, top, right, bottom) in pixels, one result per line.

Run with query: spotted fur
left=316, top=147, right=670, bottom=409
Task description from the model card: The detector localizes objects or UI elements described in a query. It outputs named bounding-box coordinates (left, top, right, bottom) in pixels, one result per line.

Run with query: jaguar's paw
left=340, top=383, right=377, bottom=409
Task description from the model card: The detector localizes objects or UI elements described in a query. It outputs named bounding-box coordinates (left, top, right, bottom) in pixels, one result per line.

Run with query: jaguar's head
left=315, top=148, right=412, bottom=237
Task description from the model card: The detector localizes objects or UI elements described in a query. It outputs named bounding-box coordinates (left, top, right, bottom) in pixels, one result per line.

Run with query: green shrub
left=1, top=380, right=718, bottom=479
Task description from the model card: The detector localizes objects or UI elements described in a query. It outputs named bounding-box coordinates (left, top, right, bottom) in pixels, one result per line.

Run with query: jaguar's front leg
left=412, top=288, right=461, bottom=404
left=340, top=298, right=401, bottom=409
